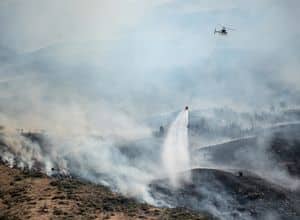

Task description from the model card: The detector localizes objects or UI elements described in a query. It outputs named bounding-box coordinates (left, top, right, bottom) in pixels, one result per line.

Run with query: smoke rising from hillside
left=0, top=1, right=300, bottom=219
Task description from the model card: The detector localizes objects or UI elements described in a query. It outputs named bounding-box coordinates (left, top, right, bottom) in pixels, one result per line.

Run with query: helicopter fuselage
left=214, top=29, right=228, bottom=35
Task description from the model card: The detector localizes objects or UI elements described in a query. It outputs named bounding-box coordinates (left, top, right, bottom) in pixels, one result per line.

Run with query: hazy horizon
left=0, top=0, right=299, bottom=135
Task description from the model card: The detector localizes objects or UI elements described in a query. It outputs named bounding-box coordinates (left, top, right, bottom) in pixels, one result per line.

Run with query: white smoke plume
left=0, top=108, right=193, bottom=200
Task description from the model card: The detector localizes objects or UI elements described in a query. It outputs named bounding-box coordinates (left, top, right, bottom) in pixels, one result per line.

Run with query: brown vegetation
left=0, top=164, right=209, bottom=220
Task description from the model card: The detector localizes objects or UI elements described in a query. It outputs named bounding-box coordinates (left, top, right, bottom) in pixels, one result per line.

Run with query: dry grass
left=0, top=164, right=210, bottom=220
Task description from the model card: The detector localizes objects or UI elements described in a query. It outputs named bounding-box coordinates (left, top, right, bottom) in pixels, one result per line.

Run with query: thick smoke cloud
left=0, top=0, right=299, bottom=118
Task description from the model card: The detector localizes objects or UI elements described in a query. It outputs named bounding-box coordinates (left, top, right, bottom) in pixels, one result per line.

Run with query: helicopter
left=214, top=25, right=235, bottom=35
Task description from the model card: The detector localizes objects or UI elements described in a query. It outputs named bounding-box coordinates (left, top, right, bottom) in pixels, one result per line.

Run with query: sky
left=0, top=0, right=299, bottom=134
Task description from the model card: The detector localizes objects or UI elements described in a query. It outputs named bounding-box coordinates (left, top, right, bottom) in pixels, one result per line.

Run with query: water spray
left=161, top=106, right=191, bottom=187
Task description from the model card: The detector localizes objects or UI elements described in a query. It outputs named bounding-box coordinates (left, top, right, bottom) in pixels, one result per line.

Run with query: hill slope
left=0, top=164, right=210, bottom=220
left=150, top=168, right=300, bottom=220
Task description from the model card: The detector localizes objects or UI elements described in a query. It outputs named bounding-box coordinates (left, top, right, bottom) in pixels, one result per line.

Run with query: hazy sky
left=0, top=0, right=299, bottom=133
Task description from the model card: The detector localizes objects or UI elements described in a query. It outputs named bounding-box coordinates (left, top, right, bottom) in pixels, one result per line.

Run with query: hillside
left=0, top=164, right=210, bottom=220
left=194, top=123, right=300, bottom=178
left=150, top=168, right=300, bottom=220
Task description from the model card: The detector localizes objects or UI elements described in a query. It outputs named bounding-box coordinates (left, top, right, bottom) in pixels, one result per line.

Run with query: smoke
left=0, top=109, right=190, bottom=203
left=0, top=1, right=299, bottom=219
left=0, top=107, right=192, bottom=207
left=0, top=131, right=59, bottom=174
left=1, top=0, right=300, bottom=115
left=192, top=125, right=300, bottom=191
left=0, top=130, right=157, bottom=201
left=235, top=133, right=300, bottom=190
left=0, top=108, right=192, bottom=198
left=162, top=109, right=190, bottom=187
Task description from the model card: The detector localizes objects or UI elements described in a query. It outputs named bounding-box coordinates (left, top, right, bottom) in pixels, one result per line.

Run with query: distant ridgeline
left=151, top=108, right=300, bottom=140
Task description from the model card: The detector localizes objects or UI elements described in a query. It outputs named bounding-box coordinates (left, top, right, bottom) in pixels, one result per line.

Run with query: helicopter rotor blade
left=215, top=24, right=224, bottom=29
left=227, top=27, right=236, bottom=31
left=216, top=24, right=235, bottom=30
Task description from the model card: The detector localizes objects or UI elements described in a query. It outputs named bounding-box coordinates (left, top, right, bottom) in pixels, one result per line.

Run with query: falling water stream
left=161, top=109, right=190, bottom=187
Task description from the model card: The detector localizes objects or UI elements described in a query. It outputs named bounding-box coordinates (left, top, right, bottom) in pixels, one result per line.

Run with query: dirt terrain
left=0, top=164, right=210, bottom=220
